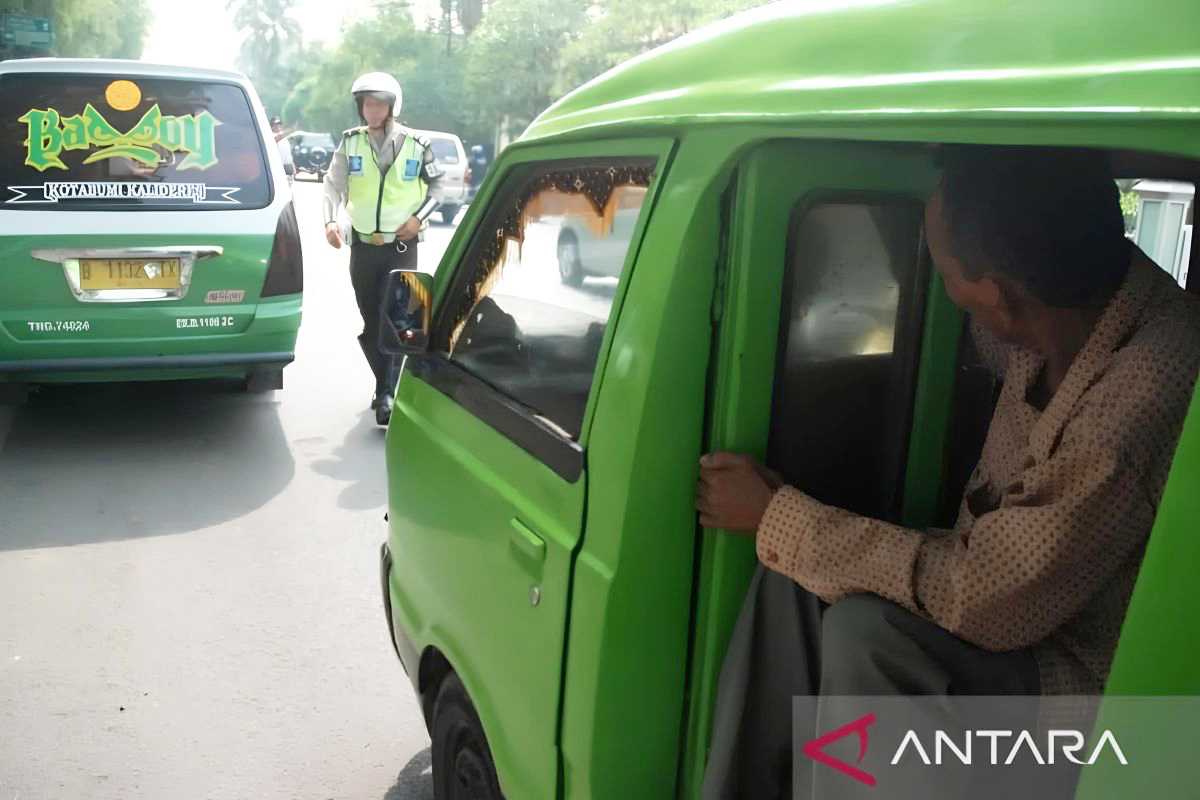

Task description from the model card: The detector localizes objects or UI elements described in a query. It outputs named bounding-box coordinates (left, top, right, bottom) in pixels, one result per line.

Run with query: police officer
left=322, top=72, right=441, bottom=425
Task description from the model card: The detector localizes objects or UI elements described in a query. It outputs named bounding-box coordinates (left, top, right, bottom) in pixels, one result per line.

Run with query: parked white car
left=409, top=128, right=469, bottom=224
left=555, top=185, right=648, bottom=286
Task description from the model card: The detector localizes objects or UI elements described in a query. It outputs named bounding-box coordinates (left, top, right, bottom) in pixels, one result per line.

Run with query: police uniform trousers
left=349, top=234, right=418, bottom=394
left=701, top=564, right=1041, bottom=800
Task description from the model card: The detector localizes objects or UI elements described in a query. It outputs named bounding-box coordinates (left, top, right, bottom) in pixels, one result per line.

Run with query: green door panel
left=1102, top=388, right=1200, bottom=694
left=679, top=140, right=940, bottom=798
left=386, top=373, right=584, bottom=800
left=386, top=135, right=677, bottom=800
left=556, top=130, right=739, bottom=800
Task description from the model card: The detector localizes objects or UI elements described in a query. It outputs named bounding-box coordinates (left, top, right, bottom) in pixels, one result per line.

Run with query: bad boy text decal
left=19, top=102, right=221, bottom=172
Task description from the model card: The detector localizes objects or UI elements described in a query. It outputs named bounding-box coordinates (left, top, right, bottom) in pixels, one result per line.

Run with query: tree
left=8, top=0, right=152, bottom=59
left=226, top=0, right=304, bottom=118
left=554, top=0, right=766, bottom=96
left=281, top=2, right=487, bottom=144
left=268, top=0, right=765, bottom=152
left=461, top=0, right=589, bottom=140
left=457, top=0, right=486, bottom=35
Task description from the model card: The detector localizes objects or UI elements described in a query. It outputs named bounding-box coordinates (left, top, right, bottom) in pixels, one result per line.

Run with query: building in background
left=1132, top=179, right=1194, bottom=288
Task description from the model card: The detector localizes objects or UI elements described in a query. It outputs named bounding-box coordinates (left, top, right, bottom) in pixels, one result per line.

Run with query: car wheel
left=440, top=204, right=460, bottom=225
left=431, top=674, right=504, bottom=800
left=557, top=232, right=584, bottom=287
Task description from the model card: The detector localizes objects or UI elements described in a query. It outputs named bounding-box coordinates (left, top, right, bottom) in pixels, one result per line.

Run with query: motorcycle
left=291, top=134, right=336, bottom=182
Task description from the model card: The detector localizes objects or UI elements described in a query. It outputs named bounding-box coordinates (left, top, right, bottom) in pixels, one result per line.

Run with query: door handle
left=509, top=517, right=546, bottom=569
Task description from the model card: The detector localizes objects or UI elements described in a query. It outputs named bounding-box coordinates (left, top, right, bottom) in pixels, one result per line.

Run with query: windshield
left=292, top=132, right=335, bottom=149
left=430, top=138, right=460, bottom=164
left=0, top=72, right=271, bottom=210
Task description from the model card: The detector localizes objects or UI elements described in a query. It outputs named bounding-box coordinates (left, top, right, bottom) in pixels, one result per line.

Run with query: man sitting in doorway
left=697, top=147, right=1200, bottom=798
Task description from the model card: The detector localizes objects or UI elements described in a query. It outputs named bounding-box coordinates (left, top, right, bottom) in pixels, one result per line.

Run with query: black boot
left=375, top=391, right=393, bottom=426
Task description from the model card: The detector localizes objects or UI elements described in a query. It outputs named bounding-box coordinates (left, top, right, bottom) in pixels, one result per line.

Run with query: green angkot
left=18, top=103, right=221, bottom=172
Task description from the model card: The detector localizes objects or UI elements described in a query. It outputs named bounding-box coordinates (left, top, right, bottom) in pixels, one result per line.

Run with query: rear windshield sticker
left=1, top=76, right=271, bottom=209
left=105, top=80, right=142, bottom=112
left=19, top=103, right=221, bottom=172
left=6, top=182, right=240, bottom=205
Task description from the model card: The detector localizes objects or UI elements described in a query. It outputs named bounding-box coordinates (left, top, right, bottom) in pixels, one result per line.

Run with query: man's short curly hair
left=938, top=146, right=1128, bottom=308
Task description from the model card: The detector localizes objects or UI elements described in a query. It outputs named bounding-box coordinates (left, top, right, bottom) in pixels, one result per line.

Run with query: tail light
left=464, top=166, right=472, bottom=185
left=261, top=201, right=303, bottom=297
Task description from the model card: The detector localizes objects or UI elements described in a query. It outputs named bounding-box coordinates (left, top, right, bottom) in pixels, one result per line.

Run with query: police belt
left=353, top=230, right=413, bottom=246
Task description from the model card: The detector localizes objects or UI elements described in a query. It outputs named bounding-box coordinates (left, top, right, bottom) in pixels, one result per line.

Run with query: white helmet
left=351, top=72, right=402, bottom=116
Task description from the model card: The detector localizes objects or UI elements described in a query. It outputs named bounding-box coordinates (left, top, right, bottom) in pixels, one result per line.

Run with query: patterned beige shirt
left=757, top=254, right=1200, bottom=694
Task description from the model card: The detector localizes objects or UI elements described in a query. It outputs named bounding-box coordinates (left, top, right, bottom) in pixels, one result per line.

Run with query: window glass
left=0, top=73, right=271, bottom=210
left=442, top=162, right=655, bottom=439
left=769, top=200, right=925, bottom=520
left=1136, top=199, right=1164, bottom=255
left=430, top=139, right=460, bottom=164
left=1160, top=202, right=1185, bottom=277
left=292, top=132, right=334, bottom=150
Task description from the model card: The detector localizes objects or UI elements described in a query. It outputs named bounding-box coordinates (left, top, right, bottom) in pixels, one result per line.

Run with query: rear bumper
left=0, top=296, right=302, bottom=382
left=0, top=351, right=293, bottom=374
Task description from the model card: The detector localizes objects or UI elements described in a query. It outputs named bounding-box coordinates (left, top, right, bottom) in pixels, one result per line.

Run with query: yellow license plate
left=79, top=258, right=182, bottom=290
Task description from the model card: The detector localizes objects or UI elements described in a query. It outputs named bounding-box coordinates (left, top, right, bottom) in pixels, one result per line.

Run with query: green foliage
left=279, top=3, right=485, bottom=142
left=227, top=0, right=766, bottom=147
left=554, top=0, right=765, bottom=96
left=1120, top=190, right=1140, bottom=233
left=226, top=0, right=305, bottom=120
left=1120, top=190, right=1139, bottom=218
left=10, top=0, right=152, bottom=58
left=462, top=0, right=589, bottom=136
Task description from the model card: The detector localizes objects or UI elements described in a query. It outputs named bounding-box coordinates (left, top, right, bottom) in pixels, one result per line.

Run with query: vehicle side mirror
left=379, top=269, right=433, bottom=355
left=284, top=163, right=295, bottom=176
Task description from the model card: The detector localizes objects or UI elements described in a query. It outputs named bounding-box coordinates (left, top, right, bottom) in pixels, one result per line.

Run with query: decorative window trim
left=443, top=162, right=655, bottom=352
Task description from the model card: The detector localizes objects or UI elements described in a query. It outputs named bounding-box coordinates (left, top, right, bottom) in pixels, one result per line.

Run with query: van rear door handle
left=31, top=246, right=224, bottom=263
left=508, top=517, right=546, bottom=569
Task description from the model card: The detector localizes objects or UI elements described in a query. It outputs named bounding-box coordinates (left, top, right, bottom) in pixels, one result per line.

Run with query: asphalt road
left=0, top=179, right=462, bottom=800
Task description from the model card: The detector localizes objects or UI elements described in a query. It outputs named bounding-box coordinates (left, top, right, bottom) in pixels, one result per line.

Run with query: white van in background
left=409, top=129, right=469, bottom=224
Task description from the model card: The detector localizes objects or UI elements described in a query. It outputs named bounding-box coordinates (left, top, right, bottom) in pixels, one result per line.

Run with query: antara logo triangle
left=802, top=713, right=878, bottom=787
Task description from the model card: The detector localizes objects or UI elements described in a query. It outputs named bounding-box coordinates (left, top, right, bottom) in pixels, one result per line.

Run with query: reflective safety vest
left=344, top=127, right=428, bottom=237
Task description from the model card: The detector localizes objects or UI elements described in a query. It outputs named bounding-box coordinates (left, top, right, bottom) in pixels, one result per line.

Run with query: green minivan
left=0, top=59, right=302, bottom=393
left=379, top=1, right=1200, bottom=797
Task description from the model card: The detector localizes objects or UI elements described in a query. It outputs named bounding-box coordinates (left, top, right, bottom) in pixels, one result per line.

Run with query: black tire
left=431, top=674, right=504, bottom=800
left=440, top=204, right=460, bottom=225
left=557, top=231, right=584, bottom=287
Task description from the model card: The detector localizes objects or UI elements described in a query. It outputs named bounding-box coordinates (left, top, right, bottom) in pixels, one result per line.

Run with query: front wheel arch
left=419, top=646, right=454, bottom=726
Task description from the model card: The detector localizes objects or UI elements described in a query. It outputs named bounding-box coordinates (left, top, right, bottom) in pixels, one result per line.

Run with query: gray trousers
left=701, top=565, right=1040, bottom=800
left=349, top=237, right=417, bottom=393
